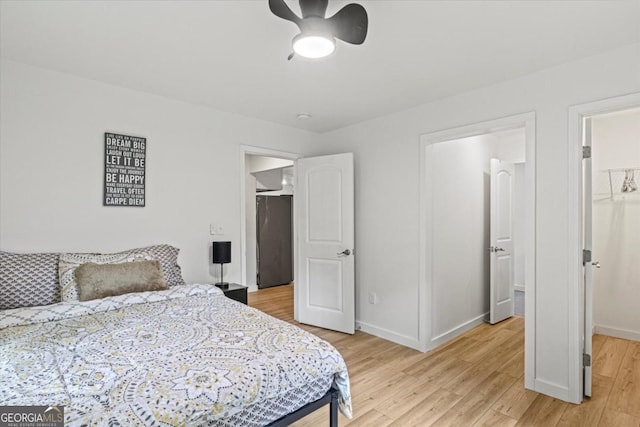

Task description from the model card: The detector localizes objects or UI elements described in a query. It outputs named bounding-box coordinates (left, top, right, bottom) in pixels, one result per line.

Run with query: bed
left=0, top=247, right=352, bottom=426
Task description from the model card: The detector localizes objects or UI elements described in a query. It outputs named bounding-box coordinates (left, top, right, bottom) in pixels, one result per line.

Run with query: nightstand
left=215, top=283, right=247, bottom=305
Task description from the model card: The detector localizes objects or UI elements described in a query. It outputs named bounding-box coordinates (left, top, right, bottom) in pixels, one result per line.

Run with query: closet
left=591, top=108, right=640, bottom=340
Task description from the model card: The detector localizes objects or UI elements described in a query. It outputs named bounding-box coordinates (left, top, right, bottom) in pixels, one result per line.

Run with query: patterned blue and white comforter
left=0, top=284, right=352, bottom=426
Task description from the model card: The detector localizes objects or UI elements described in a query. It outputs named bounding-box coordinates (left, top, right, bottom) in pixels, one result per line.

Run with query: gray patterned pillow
left=130, top=244, right=185, bottom=288
left=0, top=251, right=60, bottom=309
left=59, top=244, right=184, bottom=302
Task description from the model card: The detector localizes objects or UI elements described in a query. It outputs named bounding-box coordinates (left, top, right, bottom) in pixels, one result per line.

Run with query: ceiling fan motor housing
left=270, top=0, right=368, bottom=58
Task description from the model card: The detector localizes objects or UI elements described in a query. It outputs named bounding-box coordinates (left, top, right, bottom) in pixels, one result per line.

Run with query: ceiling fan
left=268, top=0, right=368, bottom=60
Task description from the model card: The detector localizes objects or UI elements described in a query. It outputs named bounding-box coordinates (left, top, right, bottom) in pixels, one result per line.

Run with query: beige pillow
left=74, top=260, right=168, bottom=301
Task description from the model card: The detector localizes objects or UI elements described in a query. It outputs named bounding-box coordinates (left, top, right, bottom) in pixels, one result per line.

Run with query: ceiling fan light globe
left=292, top=33, right=335, bottom=59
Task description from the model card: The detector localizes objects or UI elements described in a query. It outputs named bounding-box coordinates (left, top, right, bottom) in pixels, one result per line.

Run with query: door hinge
left=583, top=353, right=591, bottom=367
left=583, top=249, right=591, bottom=265
left=582, top=146, right=591, bottom=159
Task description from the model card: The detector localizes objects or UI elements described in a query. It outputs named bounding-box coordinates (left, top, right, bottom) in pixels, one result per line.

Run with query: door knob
left=592, top=261, right=601, bottom=268
left=337, top=249, right=351, bottom=256
left=488, top=246, right=505, bottom=253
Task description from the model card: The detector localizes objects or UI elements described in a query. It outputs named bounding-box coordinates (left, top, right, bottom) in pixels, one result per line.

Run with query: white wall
left=591, top=109, right=640, bottom=340
left=247, top=156, right=294, bottom=174
left=0, top=60, right=315, bottom=285
left=430, top=136, right=492, bottom=339
left=513, top=163, right=526, bottom=289
left=310, top=44, right=640, bottom=401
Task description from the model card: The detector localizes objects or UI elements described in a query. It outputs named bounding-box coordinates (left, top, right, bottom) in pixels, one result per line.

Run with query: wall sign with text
left=104, top=132, right=146, bottom=207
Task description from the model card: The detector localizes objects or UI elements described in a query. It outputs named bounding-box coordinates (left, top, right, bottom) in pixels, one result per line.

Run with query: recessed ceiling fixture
left=297, top=113, right=312, bottom=120
left=269, top=0, right=368, bottom=60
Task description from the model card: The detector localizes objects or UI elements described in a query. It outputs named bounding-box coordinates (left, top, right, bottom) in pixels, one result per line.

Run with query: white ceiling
left=1, top=1, right=639, bottom=133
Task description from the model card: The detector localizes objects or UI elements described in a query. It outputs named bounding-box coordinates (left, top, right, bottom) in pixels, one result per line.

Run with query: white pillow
left=59, top=252, right=151, bottom=302
left=59, top=244, right=185, bottom=302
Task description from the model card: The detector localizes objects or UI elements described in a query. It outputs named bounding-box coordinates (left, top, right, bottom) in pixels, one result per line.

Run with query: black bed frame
left=266, top=387, right=339, bottom=427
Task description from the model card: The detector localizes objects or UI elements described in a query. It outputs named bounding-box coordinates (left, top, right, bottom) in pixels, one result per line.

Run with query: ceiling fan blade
left=269, top=0, right=301, bottom=25
left=327, top=3, right=368, bottom=45
left=299, top=0, right=329, bottom=18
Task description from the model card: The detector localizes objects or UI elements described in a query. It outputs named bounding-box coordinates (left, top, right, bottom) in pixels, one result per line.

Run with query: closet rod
left=600, top=167, right=640, bottom=173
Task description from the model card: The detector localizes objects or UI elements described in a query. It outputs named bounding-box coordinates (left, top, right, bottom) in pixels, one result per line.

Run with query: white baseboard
left=514, top=283, right=525, bottom=292
left=428, top=312, right=489, bottom=350
left=594, top=324, right=640, bottom=342
left=355, top=321, right=422, bottom=351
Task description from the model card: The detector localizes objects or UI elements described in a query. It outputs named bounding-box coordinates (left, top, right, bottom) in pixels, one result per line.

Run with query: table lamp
left=212, top=241, right=231, bottom=288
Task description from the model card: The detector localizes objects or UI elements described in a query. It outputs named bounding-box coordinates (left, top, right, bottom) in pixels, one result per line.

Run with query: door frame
left=566, top=92, right=640, bottom=403
left=239, top=145, right=301, bottom=295
left=419, top=112, right=536, bottom=390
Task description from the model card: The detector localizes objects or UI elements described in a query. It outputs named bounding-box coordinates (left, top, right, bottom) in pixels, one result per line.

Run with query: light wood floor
left=249, top=284, right=640, bottom=427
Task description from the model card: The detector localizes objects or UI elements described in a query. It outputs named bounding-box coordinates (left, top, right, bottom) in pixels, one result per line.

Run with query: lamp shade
left=212, top=241, right=231, bottom=264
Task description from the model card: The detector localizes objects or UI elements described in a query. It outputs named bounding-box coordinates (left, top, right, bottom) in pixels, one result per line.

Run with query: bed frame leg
left=265, top=388, right=340, bottom=426
left=329, top=390, right=338, bottom=427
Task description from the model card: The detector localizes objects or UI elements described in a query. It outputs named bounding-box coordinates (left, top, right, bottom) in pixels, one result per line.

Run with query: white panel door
left=490, top=159, right=515, bottom=324
left=583, top=118, right=594, bottom=397
left=296, top=153, right=355, bottom=334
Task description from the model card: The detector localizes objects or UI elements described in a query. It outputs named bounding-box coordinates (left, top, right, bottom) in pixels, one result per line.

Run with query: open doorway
left=244, top=154, right=295, bottom=291
left=425, top=127, right=526, bottom=338
left=590, top=107, right=640, bottom=342
left=240, top=146, right=300, bottom=294
left=241, top=148, right=356, bottom=334
left=581, top=106, right=640, bottom=399
left=419, top=112, right=536, bottom=390
left=568, top=92, right=640, bottom=403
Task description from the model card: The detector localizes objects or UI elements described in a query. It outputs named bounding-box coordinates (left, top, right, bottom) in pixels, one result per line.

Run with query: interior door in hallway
left=490, top=158, right=515, bottom=324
